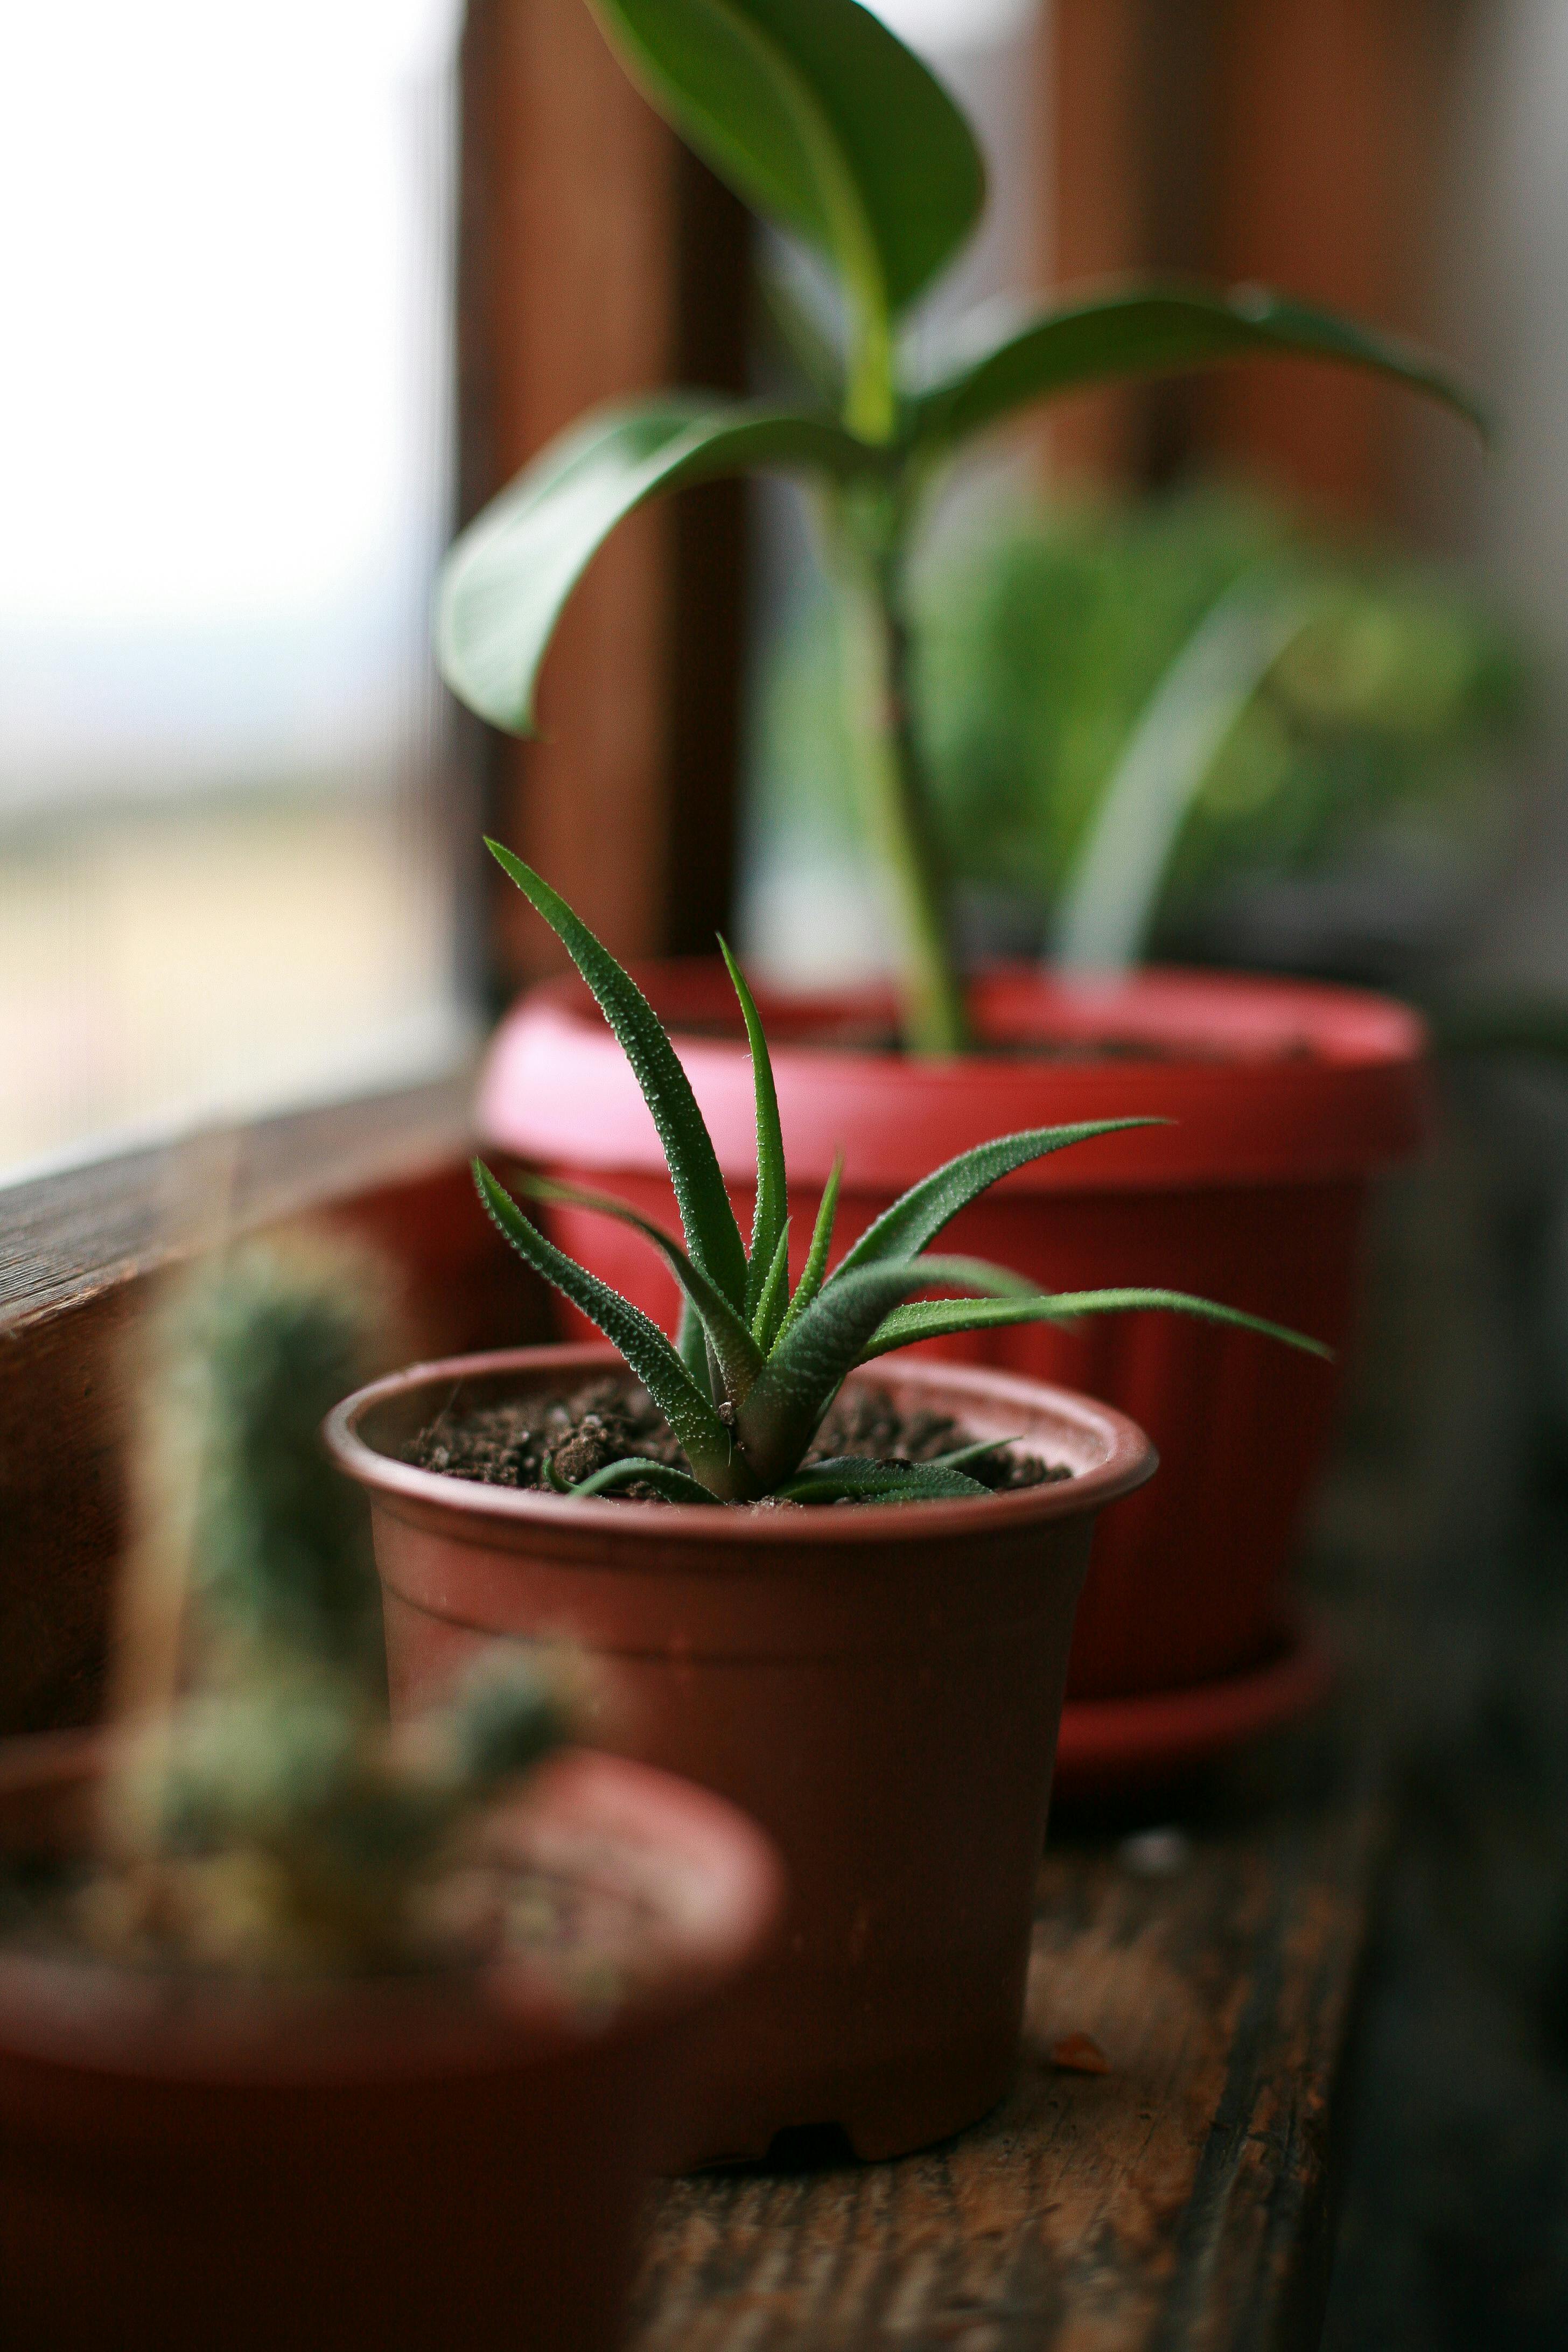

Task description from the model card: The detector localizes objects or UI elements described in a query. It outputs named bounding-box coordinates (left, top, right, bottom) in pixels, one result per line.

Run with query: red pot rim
left=0, top=1734, right=782, bottom=2084
left=325, top=1343, right=1157, bottom=1555
left=479, top=961, right=1430, bottom=1192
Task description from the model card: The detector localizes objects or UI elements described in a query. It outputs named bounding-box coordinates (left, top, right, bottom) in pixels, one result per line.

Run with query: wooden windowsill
left=633, top=1717, right=1378, bottom=2352
left=0, top=1068, right=480, bottom=1332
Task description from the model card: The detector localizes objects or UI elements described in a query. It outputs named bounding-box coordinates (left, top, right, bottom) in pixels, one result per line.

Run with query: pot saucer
left=1053, top=1628, right=1335, bottom=1800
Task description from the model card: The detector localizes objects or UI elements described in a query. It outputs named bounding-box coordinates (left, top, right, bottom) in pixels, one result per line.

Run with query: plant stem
left=830, top=500, right=971, bottom=1054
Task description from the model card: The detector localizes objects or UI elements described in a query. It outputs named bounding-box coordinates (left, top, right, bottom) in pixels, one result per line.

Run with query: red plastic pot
left=328, top=1343, right=1155, bottom=2161
left=0, top=1732, right=780, bottom=2352
left=480, top=962, right=1426, bottom=1773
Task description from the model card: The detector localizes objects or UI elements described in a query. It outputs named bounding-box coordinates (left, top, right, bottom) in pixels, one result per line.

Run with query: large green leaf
left=830, top=1119, right=1161, bottom=1280
left=439, top=400, right=865, bottom=734
left=857, top=1285, right=1334, bottom=1364
left=718, top=940, right=789, bottom=1326
left=487, top=845, right=751, bottom=1310
left=912, top=283, right=1493, bottom=454
left=526, top=1176, right=764, bottom=1405
left=472, top=1164, right=746, bottom=1491
left=737, top=1252, right=1035, bottom=1488
left=584, top=0, right=983, bottom=325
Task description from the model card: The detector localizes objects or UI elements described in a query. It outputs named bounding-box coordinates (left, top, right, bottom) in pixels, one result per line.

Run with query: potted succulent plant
left=0, top=1247, right=779, bottom=2352
left=328, top=850, right=1324, bottom=2159
left=438, top=0, right=1486, bottom=1781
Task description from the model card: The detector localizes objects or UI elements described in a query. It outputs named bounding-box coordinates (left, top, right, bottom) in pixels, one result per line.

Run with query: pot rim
left=325, top=1342, right=1158, bottom=1549
left=522, top=957, right=1427, bottom=1067
left=0, top=1734, right=783, bottom=2083
left=480, top=960, right=1430, bottom=1193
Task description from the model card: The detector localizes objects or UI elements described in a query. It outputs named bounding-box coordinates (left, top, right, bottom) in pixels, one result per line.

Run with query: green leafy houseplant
left=100, top=1244, right=570, bottom=1973
left=474, top=842, right=1327, bottom=1507
left=755, top=488, right=1525, bottom=975
left=437, top=0, right=1488, bottom=1054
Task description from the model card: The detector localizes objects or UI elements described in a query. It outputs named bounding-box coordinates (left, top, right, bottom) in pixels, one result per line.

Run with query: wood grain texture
left=631, top=1767, right=1380, bottom=2351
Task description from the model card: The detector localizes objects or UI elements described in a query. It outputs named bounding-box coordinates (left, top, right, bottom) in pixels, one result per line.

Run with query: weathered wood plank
left=631, top=1759, right=1380, bottom=2352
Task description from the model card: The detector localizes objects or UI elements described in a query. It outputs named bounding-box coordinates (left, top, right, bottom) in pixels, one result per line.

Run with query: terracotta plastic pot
left=0, top=1732, right=780, bottom=2352
left=327, top=1343, right=1155, bottom=2161
left=479, top=961, right=1426, bottom=1768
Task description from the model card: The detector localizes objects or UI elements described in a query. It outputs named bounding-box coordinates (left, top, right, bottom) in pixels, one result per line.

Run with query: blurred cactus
left=99, top=1242, right=571, bottom=1973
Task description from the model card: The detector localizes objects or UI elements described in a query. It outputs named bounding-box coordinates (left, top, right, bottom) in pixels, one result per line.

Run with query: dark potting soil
left=402, top=1376, right=1070, bottom=1503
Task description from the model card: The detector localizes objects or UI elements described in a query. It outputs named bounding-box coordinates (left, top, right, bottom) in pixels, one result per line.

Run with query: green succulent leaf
left=831, top=1119, right=1161, bottom=1281
left=751, top=1220, right=793, bottom=1351
left=570, top=1458, right=721, bottom=1504
left=857, top=1285, right=1334, bottom=1364
left=487, top=844, right=750, bottom=1310
left=912, top=283, right=1493, bottom=456
left=472, top=1163, right=744, bottom=1488
left=718, top=939, right=789, bottom=1325
left=676, top=1295, right=715, bottom=1398
left=774, top=1153, right=843, bottom=1345
left=924, top=1433, right=1020, bottom=1472
left=439, top=400, right=865, bottom=734
left=524, top=1175, right=765, bottom=1405
left=737, top=1252, right=1035, bottom=1489
left=583, top=0, right=984, bottom=336
left=778, top=1457, right=992, bottom=1504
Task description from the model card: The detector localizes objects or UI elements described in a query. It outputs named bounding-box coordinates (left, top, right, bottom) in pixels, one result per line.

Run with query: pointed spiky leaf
left=830, top=1120, right=1160, bottom=1281
left=526, top=1175, right=764, bottom=1405
left=677, top=1296, right=714, bottom=1398
left=718, top=939, right=788, bottom=1323
left=737, top=1253, right=1035, bottom=1488
left=570, top=1459, right=721, bottom=1504
left=487, top=845, right=750, bottom=1309
left=856, top=1285, right=1333, bottom=1364
left=925, top=1433, right=1019, bottom=1472
left=473, top=1164, right=742, bottom=1488
left=774, top=1154, right=843, bottom=1345
left=751, top=1220, right=793, bottom=1352
left=778, top=1458, right=992, bottom=1504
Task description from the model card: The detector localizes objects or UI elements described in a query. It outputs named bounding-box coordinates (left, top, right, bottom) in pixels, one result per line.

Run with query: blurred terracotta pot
left=0, top=1733, right=779, bottom=2352
left=479, top=961, right=1426, bottom=1776
left=328, top=1345, right=1155, bottom=2161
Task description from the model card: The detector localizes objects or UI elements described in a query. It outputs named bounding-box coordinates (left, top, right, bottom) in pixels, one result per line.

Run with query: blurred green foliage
left=754, top=488, right=1528, bottom=946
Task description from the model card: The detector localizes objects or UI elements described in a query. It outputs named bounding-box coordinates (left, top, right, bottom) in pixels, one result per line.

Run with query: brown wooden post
left=457, top=0, right=750, bottom=992
left=1206, top=0, right=1439, bottom=520
left=1042, top=0, right=1150, bottom=489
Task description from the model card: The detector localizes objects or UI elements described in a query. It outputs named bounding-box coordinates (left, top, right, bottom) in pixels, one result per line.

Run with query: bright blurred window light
left=0, top=0, right=470, bottom=1176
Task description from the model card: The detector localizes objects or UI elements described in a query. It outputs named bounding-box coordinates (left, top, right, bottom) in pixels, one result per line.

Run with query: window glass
left=0, top=0, right=470, bottom=1175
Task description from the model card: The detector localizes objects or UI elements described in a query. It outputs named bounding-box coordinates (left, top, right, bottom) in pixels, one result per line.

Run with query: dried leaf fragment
left=1049, top=2031, right=1111, bottom=2075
